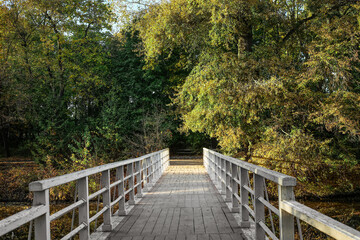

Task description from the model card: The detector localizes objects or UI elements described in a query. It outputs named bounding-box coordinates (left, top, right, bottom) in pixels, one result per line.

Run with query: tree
left=100, top=24, right=175, bottom=156
left=138, top=0, right=360, bottom=194
left=0, top=0, right=114, bottom=163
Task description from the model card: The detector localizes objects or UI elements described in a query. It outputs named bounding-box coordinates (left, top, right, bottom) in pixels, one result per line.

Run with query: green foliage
left=1, top=0, right=360, bottom=198
left=138, top=0, right=360, bottom=195
left=0, top=0, right=115, bottom=163
left=98, top=25, right=179, bottom=156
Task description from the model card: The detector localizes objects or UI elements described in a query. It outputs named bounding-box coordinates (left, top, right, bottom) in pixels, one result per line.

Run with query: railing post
left=78, top=177, right=90, bottom=239
left=159, top=153, right=162, bottom=177
left=158, top=153, right=162, bottom=176
left=33, top=189, right=50, bottom=240
left=221, top=158, right=226, bottom=194
left=157, top=153, right=161, bottom=180
left=279, top=186, right=295, bottom=240
left=255, top=175, right=265, bottom=240
left=136, top=161, right=143, bottom=198
left=204, top=149, right=208, bottom=170
left=149, top=156, right=153, bottom=185
left=117, top=166, right=127, bottom=215
left=146, top=157, right=151, bottom=191
left=142, top=159, right=147, bottom=192
left=166, top=149, right=170, bottom=169
left=240, top=168, right=250, bottom=227
left=209, top=152, right=214, bottom=181
left=101, top=170, right=112, bottom=231
left=153, top=154, right=157, bottom=181
left=231, top=163, right=240, bottom=213
left=212, top=153, right=216, bottom=181
left=216, top=156, right=221, bottom=187
left=225, top=161, right=231, bottom=201
left=128, top=163, right=135, bottom=205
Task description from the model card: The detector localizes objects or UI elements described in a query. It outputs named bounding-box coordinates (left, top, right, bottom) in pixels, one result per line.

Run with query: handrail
left=281, top=200, right=360, bottom=240
left=206, top=148, right=296, bottom=186
left=203, top=148, right=360, bottom=240
left=29, top=149, right=167, bottom=191
left=0, top=148, right=170, bottom=240
left=0, top=205, right=47, bottom=236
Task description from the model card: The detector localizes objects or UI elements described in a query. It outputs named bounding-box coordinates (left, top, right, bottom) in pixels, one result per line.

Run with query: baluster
left=78, top=177, right=90, bottom=239
left=33, top=189, right=50, bottom=240
left=101, top=170, right=112, bottom=231
left=240, top=168, right=250, bottom=227
left=255, top=174, right=265, bottom=240
left=117, top=166, right=126, bottom=215
left=225, top=161, right=231, bottom=202
left=279, top=186, right=295, bottom=240
left=128, top=163, right=135, bottom=205
left=136, top=161, right=143, bottom=198
left=231, top=164, right=240, bottom=212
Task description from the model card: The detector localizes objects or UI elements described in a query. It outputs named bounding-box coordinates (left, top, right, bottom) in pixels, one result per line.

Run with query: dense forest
left=0, top=0, right=360, bottom=198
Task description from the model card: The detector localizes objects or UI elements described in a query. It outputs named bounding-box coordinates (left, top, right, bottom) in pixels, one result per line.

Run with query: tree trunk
left=2, top=128, right=10, bottom=157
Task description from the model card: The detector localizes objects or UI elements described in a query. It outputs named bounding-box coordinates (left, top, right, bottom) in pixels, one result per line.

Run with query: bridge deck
left=107, top=159, right=245, bottom=240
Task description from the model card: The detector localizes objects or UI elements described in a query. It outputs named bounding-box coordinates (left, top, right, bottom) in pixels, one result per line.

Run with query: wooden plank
left=152, top=209, right=169, bottom=235
left=193, top=208, right=205, bottom=234
left=197, top=234, right=210, bottom=240
left=202, top=207, right=218, bottom=234
left=211, top=207, right=233, bottom=233
left=132, top=236, right=144, bottom=240
left=219, top=234, right=232, bottom=240
left=143, top=235, right=155, bottom=240
left=109, top=236, right=132, bottom=240
left=127, top=208, right=154, bottom=236
left=209, top=234, right=221, bottom=240
left=165, top=234, right=177, bottom=240
left=229, top=233, right=244, bottom=240
left=112, top=208, right=144, bottom=237
left=186, top=234, right=197, bottom=240
left=161, top=208, right=175, bottom=235
left=176, top=235, right=186, bottom=240
left=169, top=208, right=181, bottom=234
left=178, top=208, right=194, bottom=234
left=154, top=236, right=165, bottom=240
left=141, top=208, right=162, bottom=234
left=222, top=208, right=243, bottom=233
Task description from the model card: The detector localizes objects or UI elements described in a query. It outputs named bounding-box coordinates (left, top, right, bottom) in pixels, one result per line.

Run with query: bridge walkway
left=107, top=159, right=245, bottom=240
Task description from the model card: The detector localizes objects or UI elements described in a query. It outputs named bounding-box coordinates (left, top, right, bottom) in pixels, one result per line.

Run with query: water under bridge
left=1, top=148, right=360, bottom=240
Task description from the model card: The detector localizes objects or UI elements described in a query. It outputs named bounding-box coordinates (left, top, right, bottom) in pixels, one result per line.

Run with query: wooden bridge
left=1, top=148, right=360, bottom=240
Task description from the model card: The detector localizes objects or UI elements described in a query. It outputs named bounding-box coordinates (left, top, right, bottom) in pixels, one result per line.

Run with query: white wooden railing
left=203, top=148, right=360, bottom=240
left=0, top=148, right=170, bottom=240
